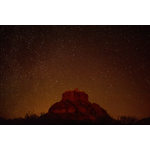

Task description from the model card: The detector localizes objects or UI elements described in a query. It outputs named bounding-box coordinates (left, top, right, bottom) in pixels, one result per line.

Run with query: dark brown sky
left=0, top=26, right=150, bottom=119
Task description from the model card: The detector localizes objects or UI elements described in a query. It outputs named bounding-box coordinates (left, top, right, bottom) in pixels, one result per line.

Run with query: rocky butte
left=48, top=89, right=112, bottom=123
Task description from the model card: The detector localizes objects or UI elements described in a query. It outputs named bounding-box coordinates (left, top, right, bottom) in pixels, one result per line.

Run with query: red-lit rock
left=48, top=89, right=110, bottom=122
left=62, top=88, right=88, bottom=102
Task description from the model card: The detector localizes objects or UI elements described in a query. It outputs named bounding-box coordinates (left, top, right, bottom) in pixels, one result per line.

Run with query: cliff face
left=48, top=89, right=111, bottom=122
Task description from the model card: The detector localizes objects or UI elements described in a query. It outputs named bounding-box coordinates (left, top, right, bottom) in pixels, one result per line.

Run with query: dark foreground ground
left=0, top=114, right=150, bottom=125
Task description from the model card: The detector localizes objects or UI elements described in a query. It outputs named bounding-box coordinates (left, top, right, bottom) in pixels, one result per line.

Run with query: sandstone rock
left=62, top=88, right=88, bottom=102
left=48, top=89, right=111, bottom=122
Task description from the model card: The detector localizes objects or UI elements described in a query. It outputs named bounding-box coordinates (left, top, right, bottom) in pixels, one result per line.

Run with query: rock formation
left=48, top=89, right=111, bottom=123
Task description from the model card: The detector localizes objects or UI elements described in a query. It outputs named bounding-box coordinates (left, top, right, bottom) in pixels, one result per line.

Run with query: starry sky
left=0, top=26, right=150, bottom=119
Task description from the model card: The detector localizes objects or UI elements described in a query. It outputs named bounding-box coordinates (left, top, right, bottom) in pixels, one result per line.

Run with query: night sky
left=0, top=26, right=150, bottom=119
